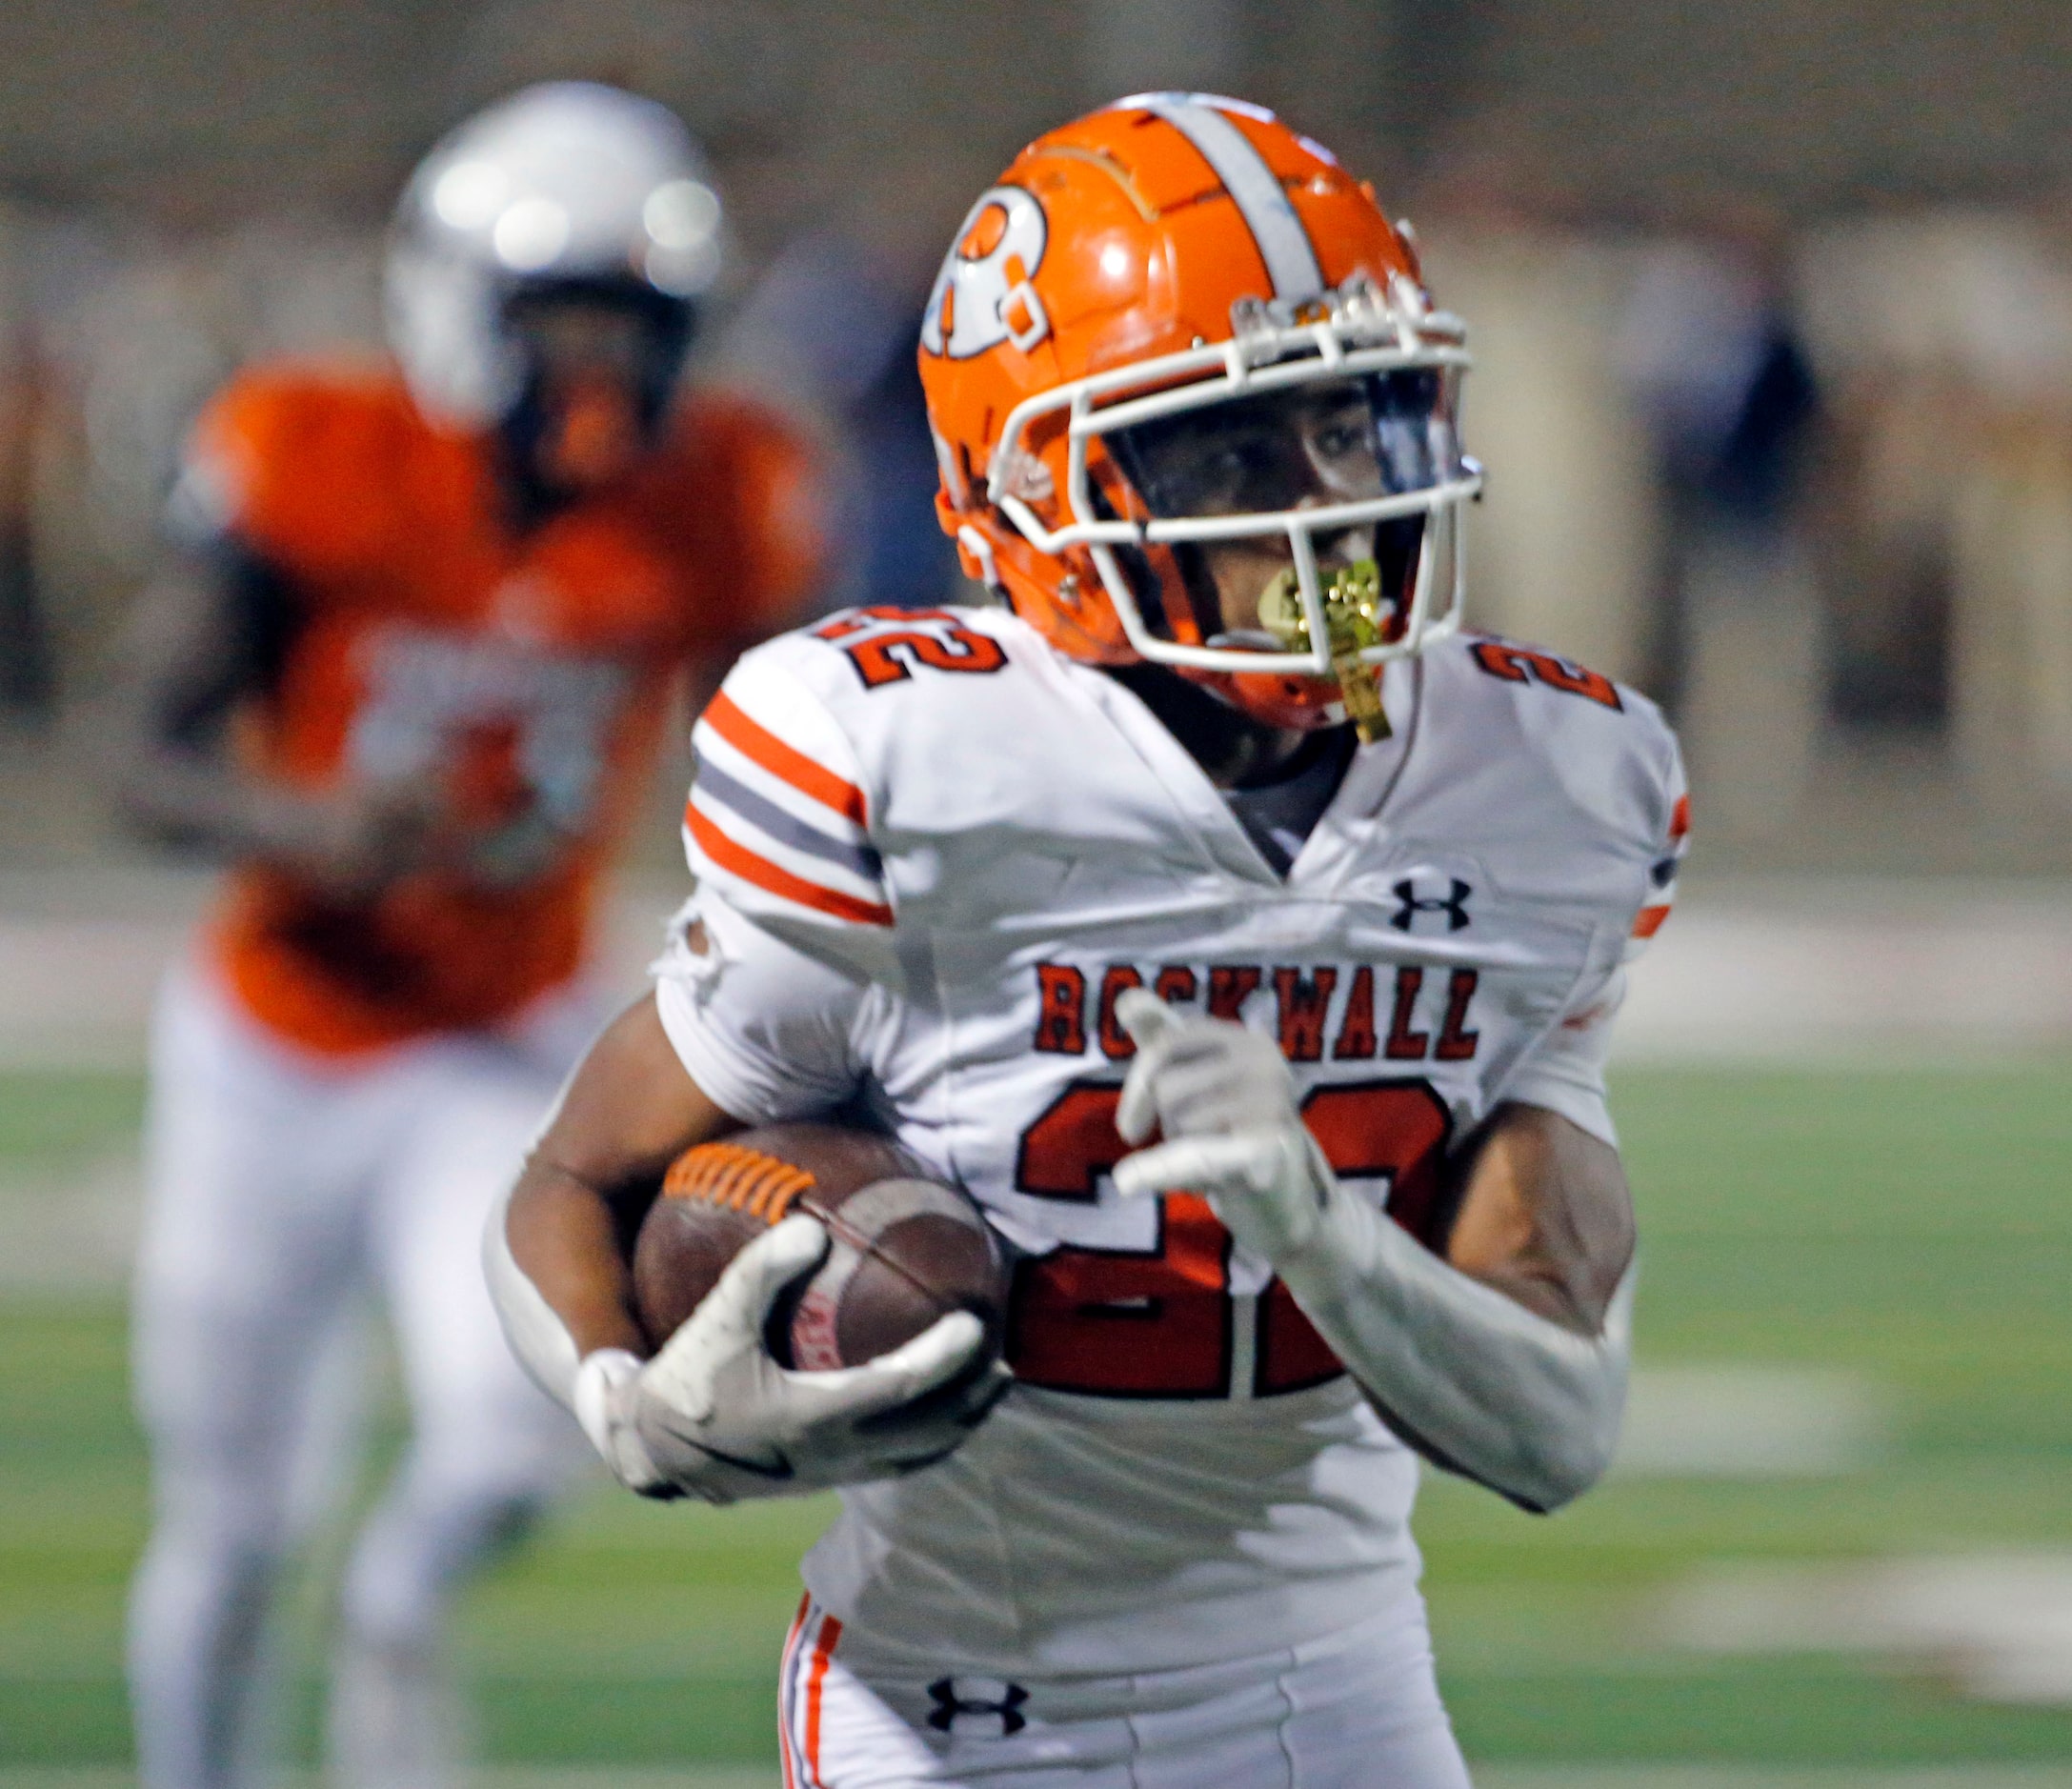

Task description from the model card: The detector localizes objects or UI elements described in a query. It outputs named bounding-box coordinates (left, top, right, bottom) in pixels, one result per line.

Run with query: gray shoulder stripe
left=1138, top=92, right=1323, bottom=303
left=694, top=756, right=885, bottom=884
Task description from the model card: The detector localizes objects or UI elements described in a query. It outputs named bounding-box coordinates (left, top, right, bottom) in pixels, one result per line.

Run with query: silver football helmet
left=386, top=81, right=722, bottom=428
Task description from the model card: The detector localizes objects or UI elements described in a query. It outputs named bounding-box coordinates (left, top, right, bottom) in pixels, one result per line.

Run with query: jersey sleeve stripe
left=685, top=800, right=894, bottom=927
left=693, top=754, right=884, bottom=882
left=1669, top=793, right=1692, bottom=842
left=686, top=783, right=884, bottom=906
left=1632, top=902, right=1672, bottom=939
left=703, top=690, right=868, bottom=827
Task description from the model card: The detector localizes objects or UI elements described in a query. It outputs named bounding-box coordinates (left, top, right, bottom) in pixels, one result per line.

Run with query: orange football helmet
left=918, top=93, right=1481, bottom=736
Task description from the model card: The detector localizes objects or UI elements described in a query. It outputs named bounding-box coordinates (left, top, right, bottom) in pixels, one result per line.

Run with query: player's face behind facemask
left=1103, top=369, right=1459, bottom=664
left=495, top=276, right=694, bottom=506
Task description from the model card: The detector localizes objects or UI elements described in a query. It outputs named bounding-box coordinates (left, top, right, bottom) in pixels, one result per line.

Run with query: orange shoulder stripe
left=1669, top=794, right=1692, bottom=841
left=703, top=691, right=867, bottom=827
left=1633, top=903, right=1672, bottom=939
left=684, top=801, right=893, bottom=927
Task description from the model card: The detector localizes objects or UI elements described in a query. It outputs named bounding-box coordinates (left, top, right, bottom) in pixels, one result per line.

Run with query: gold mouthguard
left=1257, top=560, right=1392, bottom=742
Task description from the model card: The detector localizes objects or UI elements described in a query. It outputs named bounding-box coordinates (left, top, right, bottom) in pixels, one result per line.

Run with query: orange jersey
left=186, top=360, right=824, bottom=1055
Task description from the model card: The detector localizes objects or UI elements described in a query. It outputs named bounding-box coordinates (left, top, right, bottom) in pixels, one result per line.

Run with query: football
left=633, top=1121, right=1010, bottom=1373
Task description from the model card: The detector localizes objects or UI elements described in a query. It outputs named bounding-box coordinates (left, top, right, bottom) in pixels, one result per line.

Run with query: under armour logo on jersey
left=926, top=1677, right=1029, bottom=1737
left=1390, top=876, right=1474, bottom=934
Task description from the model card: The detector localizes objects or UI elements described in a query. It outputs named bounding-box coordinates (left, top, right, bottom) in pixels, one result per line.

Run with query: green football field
left=3, top=1059, right=2070, bottom=1780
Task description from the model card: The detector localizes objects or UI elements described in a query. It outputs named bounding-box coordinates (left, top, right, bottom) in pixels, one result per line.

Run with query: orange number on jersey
left=815, top=608, right=1008, bottom=690
left=1471, top=639, right=1622, bottom=711
left=1005, top=1079, right=1454, bottom=1398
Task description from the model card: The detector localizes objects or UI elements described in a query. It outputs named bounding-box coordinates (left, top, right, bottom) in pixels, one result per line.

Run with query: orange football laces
left=662, top=1142, right=815, bottom=1224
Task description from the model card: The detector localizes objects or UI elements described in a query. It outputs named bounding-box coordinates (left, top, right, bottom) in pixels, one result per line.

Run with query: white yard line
left=1615, top=881, right=2072, bottom=1062
left=0, top=871, right=679, bottom=1070
left=2, top=874, right=2067, bottom=1070
left=1615, top=1365, right=1893, bottom=1477
left=1665, top=1554, right=2072, bottom=1706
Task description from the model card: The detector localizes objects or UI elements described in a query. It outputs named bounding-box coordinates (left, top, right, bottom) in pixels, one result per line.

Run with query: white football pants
left=127, top=965, right=594, bottom=1789
left=778, top=1594, right=1473, bottom=1788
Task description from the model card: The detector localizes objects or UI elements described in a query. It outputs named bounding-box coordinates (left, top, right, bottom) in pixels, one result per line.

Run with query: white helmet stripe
left=1136, top=92, right=1324, bottom=303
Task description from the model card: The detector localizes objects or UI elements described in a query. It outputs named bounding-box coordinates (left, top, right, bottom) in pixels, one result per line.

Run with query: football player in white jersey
left=488, top=93, right=1689, bottom=1787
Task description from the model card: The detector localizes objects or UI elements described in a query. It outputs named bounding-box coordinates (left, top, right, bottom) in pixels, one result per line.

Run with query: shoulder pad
left=649, top=389, right=829, bottom=632
left=684, top=607, right=1080, bottom=930
left=796, top=604, right=1022, bottom=699
left=686, top=637, right=892, bottom=934
left=1412, top=633, right=1688, bottom=947
left=176, top=359, right=413, bottom=574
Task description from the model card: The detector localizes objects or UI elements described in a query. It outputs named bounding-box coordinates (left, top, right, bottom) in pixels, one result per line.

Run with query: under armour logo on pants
left=926, top=1677, right=1029, bottom=1737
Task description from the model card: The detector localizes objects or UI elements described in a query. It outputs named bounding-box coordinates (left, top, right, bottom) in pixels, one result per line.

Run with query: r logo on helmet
left=920, top=186, right=1050, bottom=360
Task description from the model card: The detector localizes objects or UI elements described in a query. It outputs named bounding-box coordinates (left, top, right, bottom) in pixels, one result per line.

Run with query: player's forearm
left=486, top=992, right=742, bottom=1403
left=106, top=734, right=334, bottom=865
left=489, top=1160, right=650, bottom=1407
left=514, top=1163, right=650, bottom=1348
left=1272, top=1175, right=1633, bottom=1513
left=99, top=562, right=305, bottom=860
left=1111, top=1004, right=1636, bottom=1510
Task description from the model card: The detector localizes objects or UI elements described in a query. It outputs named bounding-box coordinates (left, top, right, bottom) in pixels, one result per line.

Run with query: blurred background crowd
left=1, top=0, right=2071, bottom=875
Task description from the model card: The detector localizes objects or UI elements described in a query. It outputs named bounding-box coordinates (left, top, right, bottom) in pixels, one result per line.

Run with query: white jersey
left=654, top=603, right=1686, bottom=1678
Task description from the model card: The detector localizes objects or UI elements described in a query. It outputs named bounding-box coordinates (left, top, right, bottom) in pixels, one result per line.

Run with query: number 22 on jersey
left=1006, top=1080, right=1452, bottom=1398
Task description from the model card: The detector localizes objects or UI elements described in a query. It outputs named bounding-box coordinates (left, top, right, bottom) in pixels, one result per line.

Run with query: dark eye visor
left=1107, top=370, right=1457, bottom=522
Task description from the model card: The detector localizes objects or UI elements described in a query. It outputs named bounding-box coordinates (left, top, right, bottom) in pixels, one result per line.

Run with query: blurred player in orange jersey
left=103, top=83, right=826, bottom=1789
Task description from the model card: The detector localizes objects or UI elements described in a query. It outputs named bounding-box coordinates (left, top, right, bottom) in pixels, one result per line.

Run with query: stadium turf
left=2, top=1059, right=2069, bottom=1771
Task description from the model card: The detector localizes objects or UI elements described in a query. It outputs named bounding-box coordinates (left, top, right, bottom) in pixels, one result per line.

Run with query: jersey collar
left=1069, top=653, right=1425, bottom=893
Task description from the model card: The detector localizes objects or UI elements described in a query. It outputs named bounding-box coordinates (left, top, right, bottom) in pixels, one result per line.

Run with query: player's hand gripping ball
left=580, top=1124, right=1011, bottom=1503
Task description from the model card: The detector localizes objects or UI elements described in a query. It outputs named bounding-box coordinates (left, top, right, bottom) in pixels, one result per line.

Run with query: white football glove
left=1111, top=987, right=1333, bottom=1264
left=1109, top=987, right=1630, bottom=1513
left=573, top=1215, right=1006, bottom=1504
